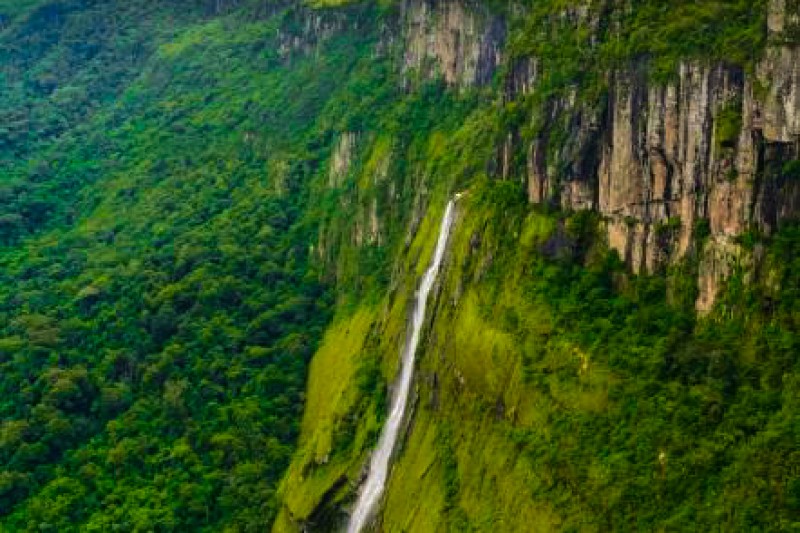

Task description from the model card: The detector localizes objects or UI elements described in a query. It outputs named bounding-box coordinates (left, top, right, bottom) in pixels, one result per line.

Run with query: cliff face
left=510, top=0, right=800, bottom=312
left=595, top=42, right=799, bottom=310
left=276, top=2, right=800, bottom=531
left=404, top=0, right=800, bottom=311
left=402, top=0, right=505, bottom=87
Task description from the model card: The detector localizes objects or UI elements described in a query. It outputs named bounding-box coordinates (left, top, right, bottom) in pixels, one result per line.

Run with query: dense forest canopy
left=1, top=0, right=798, bottom=532
left=0, top=1, right=366, bottom=529
left=0, top=0, right=472, bottom=528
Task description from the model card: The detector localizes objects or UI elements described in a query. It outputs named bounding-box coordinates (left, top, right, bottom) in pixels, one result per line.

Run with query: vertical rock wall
left=327, top=0, right=799, bottom=312
left=515, top=0, right=800, bottom=311
left=402, top=0, right=505, bottom=87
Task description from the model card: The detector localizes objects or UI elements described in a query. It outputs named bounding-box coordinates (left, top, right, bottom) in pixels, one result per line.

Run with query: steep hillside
left=275, top=0, right=800, bottom=531
left=0, top=1, right=381, bottom=529
left=0, top=1, right=798, bottom=532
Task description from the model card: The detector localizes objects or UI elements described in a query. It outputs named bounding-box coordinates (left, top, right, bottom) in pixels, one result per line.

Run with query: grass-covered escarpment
left=274, top=0, right=800, bottom=529
left=279, top=176, right=800, bottom=532
left=380, top=184, right=800, bottom=530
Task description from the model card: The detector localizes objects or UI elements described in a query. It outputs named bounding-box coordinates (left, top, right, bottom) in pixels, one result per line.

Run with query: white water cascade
left=347, top=199, right=458, bottom=533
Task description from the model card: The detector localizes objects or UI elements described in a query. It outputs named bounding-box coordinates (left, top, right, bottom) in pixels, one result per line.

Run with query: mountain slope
left=0, top=1, right=798, bottom=532
left=275, top=1, right=800, bottom=531
left=0, top=1, right=379, bottom=529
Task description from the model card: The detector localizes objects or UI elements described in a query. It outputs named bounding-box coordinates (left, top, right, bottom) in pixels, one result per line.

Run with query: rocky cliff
left=319, top=0, right=799, bottom=311
left=402, top=0, right=505, bottom=87
left=505, top=0, right=799, bottom=311
left=275, top=1, right=800, bottom=531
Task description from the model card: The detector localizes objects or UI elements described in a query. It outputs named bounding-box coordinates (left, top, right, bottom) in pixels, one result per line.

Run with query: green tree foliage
left=437, top=185, right=800, bottom=530
left=0, top=1, right=386, bottom=529
left=1, top=0, right=797, bottom=531
left=0, top=0, right=489, bottom=528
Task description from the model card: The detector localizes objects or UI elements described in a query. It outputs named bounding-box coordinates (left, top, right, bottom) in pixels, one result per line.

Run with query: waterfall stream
left=347, top=199, right=457, bottom=533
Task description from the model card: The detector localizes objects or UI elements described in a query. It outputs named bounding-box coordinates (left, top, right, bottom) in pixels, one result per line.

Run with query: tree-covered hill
left=0, top=1, right=387, bottom=529
left=1, top=0, right=798, bottom=532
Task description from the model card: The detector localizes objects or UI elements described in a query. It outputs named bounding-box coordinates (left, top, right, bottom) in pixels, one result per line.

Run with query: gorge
left=0, top=1, right=797, bottom=532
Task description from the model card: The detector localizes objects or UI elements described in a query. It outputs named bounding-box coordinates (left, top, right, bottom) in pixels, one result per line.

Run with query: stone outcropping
left=329, top=132, right=358, bottom=188
left=402, top=0, right=505, bottom=87
left=518, top=0, right=800, bottom=311
left=325, top=0, right=798, bottom=312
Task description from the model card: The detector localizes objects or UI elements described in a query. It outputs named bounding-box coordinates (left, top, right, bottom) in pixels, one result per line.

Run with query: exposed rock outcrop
left=402, top=0, right=505, bottom=88
left=519, top=0, right=800, bottom=311
left=277, top=4, right=367, bottom=61
left=317, top=0, right=798, bottom=312
left=329, top=132, right=358, bottom=188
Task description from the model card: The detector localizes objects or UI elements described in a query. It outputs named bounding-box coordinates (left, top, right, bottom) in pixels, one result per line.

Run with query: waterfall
left=347, top=199, right=457, bottom=533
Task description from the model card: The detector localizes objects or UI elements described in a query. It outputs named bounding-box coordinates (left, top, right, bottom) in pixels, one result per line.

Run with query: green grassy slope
left=383, top=186, right=800, bottom=531
left=281, top=178, right=800, bottom=531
